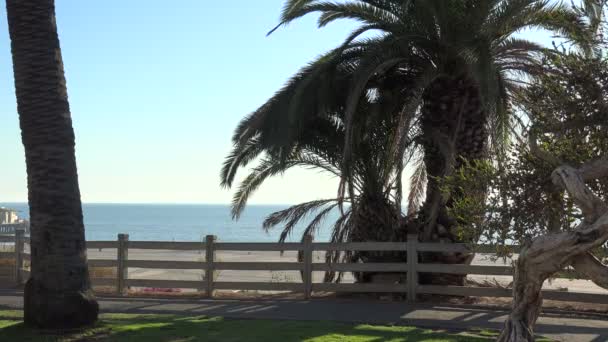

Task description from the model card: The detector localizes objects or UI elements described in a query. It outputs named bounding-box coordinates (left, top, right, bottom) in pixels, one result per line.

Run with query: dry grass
left=0, top=244, right=15, bottom=269
left=0, top=259, right=15, bottom=268
left=0, top=244, right=27, bottom=269
left=0, top=244, right=14, bottom=253
left=467, top=296, right=608, bottom=315
left=466, top=278, right=512, bottom=289
left=90, top=266, right=117, bottom=279
left=0, top=245, right=16, bottom=276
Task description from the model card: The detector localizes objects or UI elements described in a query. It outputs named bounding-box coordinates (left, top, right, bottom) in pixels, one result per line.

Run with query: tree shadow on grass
left=0, top=313, right=499, bottom=342
left=0, top=312, right=559, bottom=342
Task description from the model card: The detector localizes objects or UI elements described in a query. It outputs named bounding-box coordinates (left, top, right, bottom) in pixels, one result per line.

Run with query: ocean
left=0, top=203, right=336, bottom=242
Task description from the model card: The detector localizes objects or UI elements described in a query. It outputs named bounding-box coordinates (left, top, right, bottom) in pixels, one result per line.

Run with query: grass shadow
left=0, top=312, right=502, bottom=342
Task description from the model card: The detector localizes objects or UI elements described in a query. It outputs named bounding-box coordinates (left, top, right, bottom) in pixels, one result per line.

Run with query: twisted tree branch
left=570, top=252, right=608, bottom=290
left=579, top=157, right=608, bottom=181
left=528, top=128, right=561, bottom=167
left=498, top=156, right=608, bottom=342
left=551, top=165, right=607, bottom=222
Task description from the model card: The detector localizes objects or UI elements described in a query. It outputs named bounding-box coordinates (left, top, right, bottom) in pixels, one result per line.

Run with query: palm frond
left=495, top=37, right=545, bottom=56
left=269, top=0, right=402, bottom=35
left=487, top=70, right=512, bottom=158
left=220, top=135, right=263, bottom=188
left=381, top=67, right=435, bottom=188
left=300, top=202, right=340, bottom=239
left=483, top=0, right=548, bottom=39
left=231, top=49, right=348, bottom=154
left=360, top=0, right=406, bottom=19
left=316, top=2, right=402, bottom=27
left=231, top=149, right=346, bottom=219
left=341, top=37, right=423, bottom=180
left=324, top=208, right=353, bottom=282
left=407, top=156, right=426, bottom=216
left=294, top=151, right=343, bottom=179
left=580, top=0, right=606, bottom=35
left=262, top=199, right=341, bottom=241
left=230, top=156, right=293, bottom=219
left=528, top=4, right=596, bottom=55
left=344, top=23, right=383, bottom=42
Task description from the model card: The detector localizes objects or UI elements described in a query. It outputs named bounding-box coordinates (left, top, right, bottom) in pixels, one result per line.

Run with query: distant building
left=0, top=207, right=19, bottom=224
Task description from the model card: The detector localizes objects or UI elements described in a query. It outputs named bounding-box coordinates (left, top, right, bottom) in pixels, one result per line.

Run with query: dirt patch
left=90, top=267, right=116, bottom=279
left=466, top=296, right=608, bottom=316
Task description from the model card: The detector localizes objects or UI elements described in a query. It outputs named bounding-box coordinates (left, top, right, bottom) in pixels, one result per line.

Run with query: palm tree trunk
left=417, top=73, right=487, bottom=285
left=350, top=192, right=405, bottom=283
left=6, top=0, right=98, bottom=329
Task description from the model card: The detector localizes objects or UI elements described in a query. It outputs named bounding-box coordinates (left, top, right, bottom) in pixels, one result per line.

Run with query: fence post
left=205, top=235, right=216, bottom=298
left=117, top=234, right=129, bottom=295
left=406, top=234, right=418, bottom=303
left=14, top=229, right=24, bottom=286
left=303, top=235, right=313, bottom=300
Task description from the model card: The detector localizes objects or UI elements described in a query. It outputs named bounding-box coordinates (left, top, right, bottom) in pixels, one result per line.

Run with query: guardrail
left=1, top=232, right=607, bottom=304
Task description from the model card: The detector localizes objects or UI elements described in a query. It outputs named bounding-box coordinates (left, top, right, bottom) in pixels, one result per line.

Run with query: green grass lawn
left=0, top=310, right=504, bottom=342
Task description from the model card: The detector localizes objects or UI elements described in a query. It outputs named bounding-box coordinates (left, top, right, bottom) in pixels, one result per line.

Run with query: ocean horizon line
left=1, top=202, right=338, bottom=207
left=0, top=202, right=338, bottom=242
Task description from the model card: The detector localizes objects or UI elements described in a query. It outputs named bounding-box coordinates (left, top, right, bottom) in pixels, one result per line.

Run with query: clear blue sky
left=0, top=1, right=555, bottom=204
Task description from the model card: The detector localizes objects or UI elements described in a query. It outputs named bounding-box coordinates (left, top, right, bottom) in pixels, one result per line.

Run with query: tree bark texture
left=349, top=192, right=405, bottom=283
left=417, top=73, right=486, bottom=285
left=498, top=160, right=608, bottom=341
left=5, top=0, right=98, bottom=329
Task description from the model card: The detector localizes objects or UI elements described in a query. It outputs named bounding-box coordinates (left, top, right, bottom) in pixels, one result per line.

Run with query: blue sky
left=0, top=1, right=555, bottom=204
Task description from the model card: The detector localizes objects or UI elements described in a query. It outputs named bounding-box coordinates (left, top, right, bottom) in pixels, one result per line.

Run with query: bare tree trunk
left=498, top=161, right=608, bottom=341
left=5, top=0, right=98, bottom=329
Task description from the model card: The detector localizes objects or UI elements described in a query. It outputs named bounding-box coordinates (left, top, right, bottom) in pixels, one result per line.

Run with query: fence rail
left=1, top=231, right=606, bottom=304
left=0, top=223, right=28, bottom=235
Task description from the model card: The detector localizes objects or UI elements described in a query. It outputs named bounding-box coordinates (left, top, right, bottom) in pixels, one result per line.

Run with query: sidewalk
left=0, top=290, right=606, bottom=341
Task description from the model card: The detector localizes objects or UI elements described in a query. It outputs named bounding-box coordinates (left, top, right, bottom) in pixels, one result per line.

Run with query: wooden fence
left=0, top=223, right=28, bottom=235
left=2, top=231, right=608, bottom=304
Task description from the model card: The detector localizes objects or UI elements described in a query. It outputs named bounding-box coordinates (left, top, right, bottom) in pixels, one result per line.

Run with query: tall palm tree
left=5, top=0, right=98, bottom=328
left=267, top=0, right=592, bottom=247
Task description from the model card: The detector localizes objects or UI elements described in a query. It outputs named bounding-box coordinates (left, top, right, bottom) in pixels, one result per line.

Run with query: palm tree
left=265, top=0, right=593, bottom=261
left=232, top=0, right=595, bottom=285
left=5, top=0, right=98, bottom=328
left=244, top=113, right=406, bottom=283
left=222, top=54, right=417, bottom=282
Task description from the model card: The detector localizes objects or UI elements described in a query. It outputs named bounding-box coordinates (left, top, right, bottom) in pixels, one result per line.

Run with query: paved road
left=0, top=290, right=606, bottom=341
